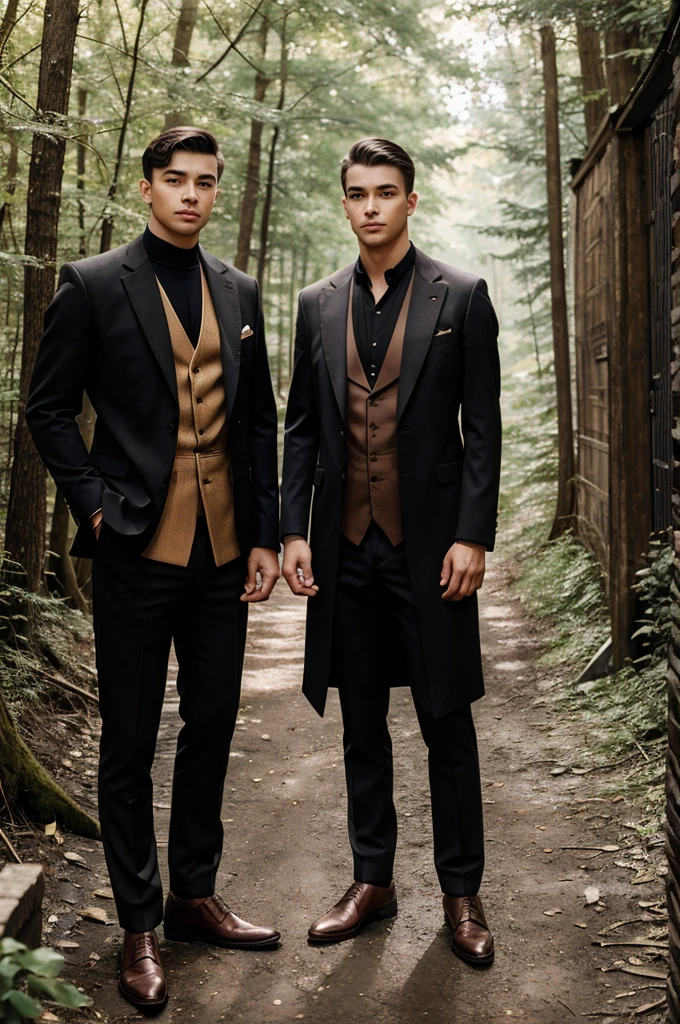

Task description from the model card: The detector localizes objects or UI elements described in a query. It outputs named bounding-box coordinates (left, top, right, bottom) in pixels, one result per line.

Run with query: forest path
left=65, top=563, right=668, bottom=1024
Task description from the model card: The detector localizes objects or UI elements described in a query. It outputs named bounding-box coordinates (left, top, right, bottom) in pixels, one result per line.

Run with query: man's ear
left=342, top=195, right=349, bottom=219
left=139, top=178, right=152, bottom=206
left=406, top=191, right=418, bottom=217
left=213, top=187, right=220, bottom=206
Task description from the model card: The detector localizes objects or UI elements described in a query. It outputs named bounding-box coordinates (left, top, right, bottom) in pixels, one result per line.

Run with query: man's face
left=139, top=150, right=220, bottom=244
left=342, top=163, right=417, bottom=248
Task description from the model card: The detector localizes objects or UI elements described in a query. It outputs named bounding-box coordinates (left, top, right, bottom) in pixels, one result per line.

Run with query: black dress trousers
left=92, top=518, right=247, bottom=933
left=332, top=523, right=485, bottom=896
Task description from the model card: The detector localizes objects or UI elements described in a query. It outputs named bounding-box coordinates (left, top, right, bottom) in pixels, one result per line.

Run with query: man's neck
left=147, top=213, right=200, bottom=250
left=357, top=230, right=410, bottom=301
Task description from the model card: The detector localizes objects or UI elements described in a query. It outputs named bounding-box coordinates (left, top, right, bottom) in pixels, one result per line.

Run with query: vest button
left=371, top=476, right=378, bottom=483
left=370, top=453, right=377, bottom=462
left=203, top=478, right=211, bottom=485
left=192, top=366, right=200, bottom=374
left=199, top=429, right=205, bottom=436
left=196, top=397, right=203, bottom=404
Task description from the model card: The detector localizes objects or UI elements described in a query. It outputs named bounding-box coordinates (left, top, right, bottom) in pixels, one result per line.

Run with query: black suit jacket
left=27, top=234, right=279, bottom=559
left=281, top=247, right=502, bottom=718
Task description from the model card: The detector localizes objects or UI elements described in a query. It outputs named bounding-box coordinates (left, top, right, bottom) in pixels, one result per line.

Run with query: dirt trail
left=46, top=563, right=668, bottom=1024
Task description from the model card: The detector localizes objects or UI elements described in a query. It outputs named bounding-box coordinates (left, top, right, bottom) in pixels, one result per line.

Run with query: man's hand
left=91, top=509, right=103, bottom=540
left=440, top=541, right=486, bottom=601
left=241, top=547, right=280, bottom=603
left=282, top=536, right=319, bottom=597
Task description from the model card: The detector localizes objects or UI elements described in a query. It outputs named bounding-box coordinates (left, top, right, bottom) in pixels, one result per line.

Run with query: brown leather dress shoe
left=443, top=894, right=494, bottom=967
left=308, top=881, right=397, bottom=944
left=118, top=930, right=168, bottom=1015
left=163, top=892, right=280, bottom=950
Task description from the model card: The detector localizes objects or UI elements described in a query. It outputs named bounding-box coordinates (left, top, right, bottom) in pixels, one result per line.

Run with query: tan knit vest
left=143, top=269, right=240, bottom=567
left=341, top=272, right=414, bottom=547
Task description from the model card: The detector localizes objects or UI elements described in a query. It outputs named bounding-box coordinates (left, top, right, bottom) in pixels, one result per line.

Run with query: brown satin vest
left=143, top=269, right=240, bottom=567
left=341, top=272, right=414, bottom=547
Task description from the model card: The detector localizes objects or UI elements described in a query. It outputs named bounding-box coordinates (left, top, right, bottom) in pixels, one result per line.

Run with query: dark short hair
left=341, top=137, right=415, bottom=195
left=142, top=126, right=224, bottom=182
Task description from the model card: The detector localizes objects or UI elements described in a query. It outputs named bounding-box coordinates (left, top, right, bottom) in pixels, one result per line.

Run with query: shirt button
left=376, top=310, right=382, bottom=315
left=372, top=342, right=377, bottom=347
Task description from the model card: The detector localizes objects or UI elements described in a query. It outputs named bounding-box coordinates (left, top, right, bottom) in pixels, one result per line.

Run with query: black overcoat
left=26, top=234, right=279, bottom=558
left=280, top=247, right=502, bottom=718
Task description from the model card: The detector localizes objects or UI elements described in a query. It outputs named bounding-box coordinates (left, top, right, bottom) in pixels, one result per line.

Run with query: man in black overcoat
left=281, top=138, right=502, bottom=965
left=27, top=127, right=281, bottom=1011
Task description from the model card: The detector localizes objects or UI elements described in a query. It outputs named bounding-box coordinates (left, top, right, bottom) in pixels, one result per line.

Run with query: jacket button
left=341, top=473, right=346, bottom=480
left=340, top=429, right=344, bottom=436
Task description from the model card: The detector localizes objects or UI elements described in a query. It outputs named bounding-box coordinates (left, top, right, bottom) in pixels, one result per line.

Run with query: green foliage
left=0, top=937, right=92, bottom=1022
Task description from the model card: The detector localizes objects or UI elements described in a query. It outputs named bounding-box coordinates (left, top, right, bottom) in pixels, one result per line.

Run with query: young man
left=27, top=127, right=281, bottom=1012
left=281, top=138, right=501, bottom=965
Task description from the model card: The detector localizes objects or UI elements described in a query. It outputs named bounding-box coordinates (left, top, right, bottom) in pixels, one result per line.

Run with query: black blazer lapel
left=200, top=248, right=242, bottom=420
left=319, top=264, right=353, bottom=423
left=121, top=236, right=178, bottom=406
left=397, top=248, right=448, bottom=421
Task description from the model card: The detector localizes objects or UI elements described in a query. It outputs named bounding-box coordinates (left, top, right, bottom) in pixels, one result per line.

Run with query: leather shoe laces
left=130, top=933, right=160, bottom=966
left=457, top=897, right=488, bottom=930
left=337, top=882, right=364, bottom=905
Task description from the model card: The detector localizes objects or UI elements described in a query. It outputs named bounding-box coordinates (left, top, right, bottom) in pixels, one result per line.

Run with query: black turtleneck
left=143, top=226, right=202, bottom=347
left=353, top=242, right=416, bottom=388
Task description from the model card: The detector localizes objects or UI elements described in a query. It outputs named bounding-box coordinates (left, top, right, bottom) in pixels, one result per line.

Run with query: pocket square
left=434, top=327, right=452, bottom=337
left=241, top=325, right=254, bottom=338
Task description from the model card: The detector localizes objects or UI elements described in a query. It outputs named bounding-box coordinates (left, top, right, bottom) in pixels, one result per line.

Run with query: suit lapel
left=320, top=264, right=354, bottom=422
left=200, top=248, right=242, bottom=420
left=121, top=235, right=178, bottom=406
left=397, top=249, right=448, bottom=420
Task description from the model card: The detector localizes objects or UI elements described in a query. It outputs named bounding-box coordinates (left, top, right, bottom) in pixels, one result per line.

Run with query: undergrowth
left=501, top=364, right=669, bottom=811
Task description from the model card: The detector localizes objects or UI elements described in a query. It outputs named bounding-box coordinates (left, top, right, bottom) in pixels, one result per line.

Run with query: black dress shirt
left=143, top=226, right=202, bottom=347
left=352, top=242, right=416, bottom=387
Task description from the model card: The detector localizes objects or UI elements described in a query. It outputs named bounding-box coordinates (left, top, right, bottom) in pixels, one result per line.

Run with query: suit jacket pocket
left=313, top=466, right=324, bottom=488
left=436, top=461, right=463, bottom=485
left=93, top=454, right=129, bottom=478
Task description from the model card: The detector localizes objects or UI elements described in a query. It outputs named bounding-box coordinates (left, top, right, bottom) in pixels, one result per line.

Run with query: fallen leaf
left=619, top=965, right=667, bottom=980
left=55, top=940, right=79, bottom=949
left=261, top=734, right=270, bottom=741
left=632, top=997, right=666, bottom=1014
left=543, top=908, right=563, bottom=917
left=273, top=999, right=282, bottom=1005
left=268, top=770, right=275, bottom=775
left=628, top=955, right=644, bottom=966
left=611, top=796, right=624, bottom=803
left=63, top=852, right=87, bottom=865
left=41, top=1014, right=60, bottom=1022
left=93, top=888, right=114, bottom=900
left=490, top=782, right=504, bottom=788
left=631, top=870, right=656, bottom=885
left=584, top=886, right=600, bottom=905
left=574, top=922, right=588, bottom=928
left=550, top=767, right=567, bottom=775
left=48, top=914, right=58, bottom=924
left=45, top=820, right=57, bottom=836
left=537, top=826, right=547, bottom=831
left=77, top=907, right=108, bottom=924
left=252, top=778, right=262, bottom=783
left=543, top=848, right=553, bottom=853
left=88, top=952, right=101, bottom=961
left=61, top=758, right=73, bottom=768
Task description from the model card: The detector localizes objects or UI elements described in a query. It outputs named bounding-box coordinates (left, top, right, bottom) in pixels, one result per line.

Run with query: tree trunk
left=4, top=0, right=80, bottom=594
left=76, top=88, right=87, bottom=257
left=540, top=24, right=575, bottom=539
left=0, top=140, right=18, bottom=236
left=233, top=16, right=270, bottom=273
left=604, top=26, right=641, bottom=107
left=47, top=492, right=88, bottom=613
left=100, top=0, right=149, bottom=253
left=0, top=689, right=99, bottom=836
left=576, top=23, right=608, bottom=144
left=165, top=0, right=199, bottom=129
left=0, top=0, right=19, bottom=57
left=256, top=14, right=288, bottom=287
